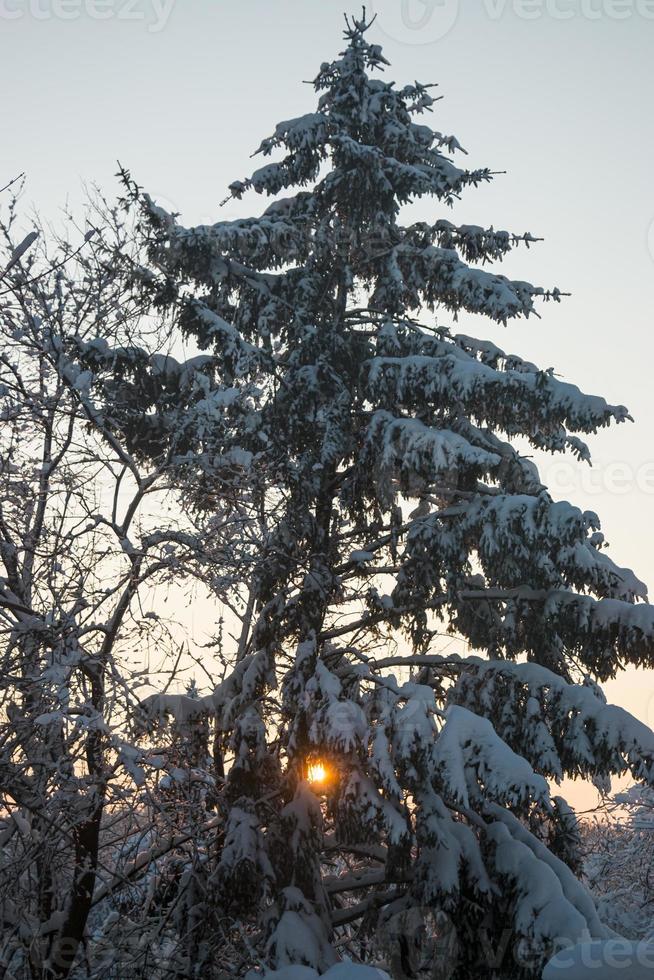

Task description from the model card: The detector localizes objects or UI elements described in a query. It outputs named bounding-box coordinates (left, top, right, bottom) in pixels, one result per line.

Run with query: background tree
left=582, top=787, right=654, bottom=943
left=0, top=187, right=240, bottom=979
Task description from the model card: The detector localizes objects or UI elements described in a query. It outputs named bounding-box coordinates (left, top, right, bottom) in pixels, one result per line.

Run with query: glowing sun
left=307, top=761, right=329, bottom=785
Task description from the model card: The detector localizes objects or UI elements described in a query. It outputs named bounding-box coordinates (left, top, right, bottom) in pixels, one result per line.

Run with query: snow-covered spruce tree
left=77, top=12, right=654, bottom=978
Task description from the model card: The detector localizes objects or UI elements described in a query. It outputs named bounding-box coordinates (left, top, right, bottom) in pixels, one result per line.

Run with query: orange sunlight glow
left=307, top=761, right=329, bottom=785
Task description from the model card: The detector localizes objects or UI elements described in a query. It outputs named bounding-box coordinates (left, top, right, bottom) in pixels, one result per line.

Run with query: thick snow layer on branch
left=434, top=705, right=550, bottom=808
left=413, top=788, right=492, bottom=902
left=487, top=804, right=608, bottom=940
left=452, top=658, right=654, bottom=782
left=405, top=492, right=647, bottom=603
left=366, top=410, right=501, bottom=500
left=365, top=347, right=628, bottom=447
left=266, top=887, right=338, bottom=973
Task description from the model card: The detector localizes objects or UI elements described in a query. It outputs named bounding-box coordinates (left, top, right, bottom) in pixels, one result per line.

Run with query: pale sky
left=2, top=0, right=654, bottom=809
